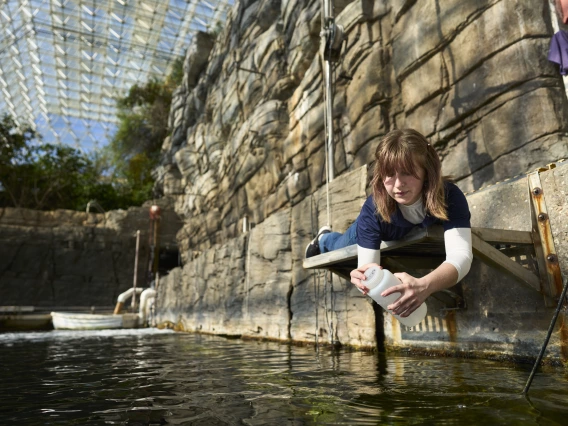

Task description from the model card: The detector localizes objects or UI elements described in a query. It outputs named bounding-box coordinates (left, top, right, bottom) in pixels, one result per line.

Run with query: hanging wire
left=323, top=18, right=345, bottom=346
left=309, top=193, right=320, bottom=348
left=322, top=67, right=332, bottom=228
left=320, top=0, right=348, bottom=345
left=314, top=270, right=321, bottom=348
left=319, top=0, right=332, bottom=228
left=323, top=270, right=336, bottom=345
left=330, top=271, right=337, bottom=343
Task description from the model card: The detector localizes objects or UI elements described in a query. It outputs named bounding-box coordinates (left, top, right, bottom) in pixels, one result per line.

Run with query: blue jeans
left=319, top=220, right=358, bottom=253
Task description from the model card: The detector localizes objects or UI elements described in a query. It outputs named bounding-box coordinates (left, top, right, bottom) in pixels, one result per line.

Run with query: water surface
left=1, top=329, right=568, bottom=425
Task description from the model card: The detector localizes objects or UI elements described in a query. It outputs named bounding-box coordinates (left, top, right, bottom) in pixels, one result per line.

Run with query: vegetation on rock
left=0, top=114, right=114, bottom=210
left=0, top=57, right=183, bottom=211
left=102, top=55, right=184, bottom=207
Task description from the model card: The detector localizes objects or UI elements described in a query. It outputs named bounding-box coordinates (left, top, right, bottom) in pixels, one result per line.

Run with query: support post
left=324, top=59, right=334, bottom=182
left=149, top=205, right=161, bottom=285
left=132, top=230, right=140, bottom=311
left=319, top=0, right=343, bottom=184
left=528, top=170, right=563, bottom=303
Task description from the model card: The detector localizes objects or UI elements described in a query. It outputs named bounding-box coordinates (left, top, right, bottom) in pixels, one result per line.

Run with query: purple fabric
left=548, top=31, right=568, bottom=76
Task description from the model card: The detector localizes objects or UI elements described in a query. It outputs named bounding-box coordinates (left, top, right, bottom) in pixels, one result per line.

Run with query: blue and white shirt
left=356, top=182, right=473, bottom=281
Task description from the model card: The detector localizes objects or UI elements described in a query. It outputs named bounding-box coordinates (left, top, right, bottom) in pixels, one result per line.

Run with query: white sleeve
left=357, top=245, right=381, bottom=268
left=443, top=227, right=473, bottom=282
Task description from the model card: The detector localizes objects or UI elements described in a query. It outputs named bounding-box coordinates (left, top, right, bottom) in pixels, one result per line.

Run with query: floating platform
left=0, top=306, right=53, bottom=331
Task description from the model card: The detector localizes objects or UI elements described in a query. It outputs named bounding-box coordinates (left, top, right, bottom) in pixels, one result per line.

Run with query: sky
left=0, top=0, right=233, bottom=153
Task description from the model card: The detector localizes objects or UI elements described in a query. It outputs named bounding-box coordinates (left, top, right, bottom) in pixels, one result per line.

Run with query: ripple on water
left=1, top=330, right=568, bottom=425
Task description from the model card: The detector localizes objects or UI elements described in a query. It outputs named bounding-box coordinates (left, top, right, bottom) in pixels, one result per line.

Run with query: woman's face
left=382, top=165, right=426, bottom=206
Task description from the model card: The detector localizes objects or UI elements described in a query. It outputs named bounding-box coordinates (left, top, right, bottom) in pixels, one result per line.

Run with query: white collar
left=398, top=196, right=424, bottom=211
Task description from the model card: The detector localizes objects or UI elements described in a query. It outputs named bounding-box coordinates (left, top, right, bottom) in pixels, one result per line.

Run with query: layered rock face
left=156, top=0, right=568, bottom=252
left=154, top=0, right=568, bottom=353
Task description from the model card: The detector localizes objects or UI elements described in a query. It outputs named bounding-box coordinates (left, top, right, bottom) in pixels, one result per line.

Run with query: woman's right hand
left=350, top=263, right=382, bottom=294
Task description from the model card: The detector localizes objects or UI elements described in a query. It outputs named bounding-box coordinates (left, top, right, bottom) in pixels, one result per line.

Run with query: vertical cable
left=323, top=78, right=331, bottom=228
left=320, top=0, right=333, bottom=228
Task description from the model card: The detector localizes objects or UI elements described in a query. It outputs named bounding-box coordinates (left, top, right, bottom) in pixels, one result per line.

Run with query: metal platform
left=303, top=225, right=541, bottom=294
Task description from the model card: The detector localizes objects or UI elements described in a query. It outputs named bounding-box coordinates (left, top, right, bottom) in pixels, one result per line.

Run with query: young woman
left=305, top=129, right=473, bottom=318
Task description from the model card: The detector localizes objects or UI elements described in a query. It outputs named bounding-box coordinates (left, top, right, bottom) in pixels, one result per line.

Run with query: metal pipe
left=86, top=199, right=105, bottom=214
left=113, top=287, right=143, bottom=315
left=138, top=288, right=157, bottom=326
left=132, top=230, right=141, bottom=311
left=322, top=0, right=331, bottom=20
left=152, top=217, right=160, bottom=277
left=149, top=205, right=161, bottom=283
left=523, top=277, right=568, bottom=395
left=324, top=59, right=334, bottom=182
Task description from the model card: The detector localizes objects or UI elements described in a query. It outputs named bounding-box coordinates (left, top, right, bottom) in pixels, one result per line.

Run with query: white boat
left=50, top=288, right=156, bottom=330
left=51, top=312, right=123, bottom=330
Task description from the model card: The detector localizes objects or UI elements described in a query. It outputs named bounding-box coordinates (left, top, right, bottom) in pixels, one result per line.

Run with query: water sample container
left=364, top=266, right=427, bottom=327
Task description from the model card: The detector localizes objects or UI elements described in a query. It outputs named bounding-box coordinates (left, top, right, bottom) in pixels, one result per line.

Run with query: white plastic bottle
left=363, top=266, right=427, bottom=327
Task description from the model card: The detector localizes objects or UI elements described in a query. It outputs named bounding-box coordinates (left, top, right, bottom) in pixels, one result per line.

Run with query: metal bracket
left=528, top=168, right=564, bottom=305
left=323, top=21, right=344, bottom=63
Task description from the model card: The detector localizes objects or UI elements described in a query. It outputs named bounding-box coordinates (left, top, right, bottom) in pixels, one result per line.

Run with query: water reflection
left=1, top=329, right=567, bottom=425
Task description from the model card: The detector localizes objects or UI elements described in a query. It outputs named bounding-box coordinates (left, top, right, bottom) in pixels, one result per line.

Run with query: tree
left=0, top=114, right=122, bottom=211
left=106, top=56, right=184, bottom=205
left=0, top=55, right=185, bottom=211
left=0, top=114, right=36, bottom=207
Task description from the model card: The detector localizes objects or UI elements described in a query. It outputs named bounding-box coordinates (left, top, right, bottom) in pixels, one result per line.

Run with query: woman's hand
left=350, top=263, right=382, bottom=294
left=382, top=272, right=431, bottom=317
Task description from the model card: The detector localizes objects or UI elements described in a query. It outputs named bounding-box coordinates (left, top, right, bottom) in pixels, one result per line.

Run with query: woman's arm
left=442, top=227, right=473, bottom=281
left=385, top=263, right=459, bottom=317
left=358, top=246, right=380, bottom=268
left=352, top=227, right=472, bottom=316
left=381, top=227, right=472, bottom=317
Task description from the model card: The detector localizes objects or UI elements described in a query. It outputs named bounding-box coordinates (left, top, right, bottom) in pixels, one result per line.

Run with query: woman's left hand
left=350, top=263, right=381, bottom=294
left=381, top=272, right=431, bottom=317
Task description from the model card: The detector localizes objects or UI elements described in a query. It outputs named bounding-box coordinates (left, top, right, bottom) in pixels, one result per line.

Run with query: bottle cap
left=364, top=266, right=383, bottom=290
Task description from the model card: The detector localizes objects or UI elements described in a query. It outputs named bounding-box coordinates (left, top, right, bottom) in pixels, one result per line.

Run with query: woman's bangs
left=381, top=149, right=421, bottom=178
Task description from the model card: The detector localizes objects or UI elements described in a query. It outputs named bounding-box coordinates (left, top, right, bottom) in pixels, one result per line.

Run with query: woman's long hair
left=370, top=129, right=448, bottom=223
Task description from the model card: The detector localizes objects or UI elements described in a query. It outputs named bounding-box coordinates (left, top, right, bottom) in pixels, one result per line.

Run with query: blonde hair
left=370, top=129, right=448, bottom=223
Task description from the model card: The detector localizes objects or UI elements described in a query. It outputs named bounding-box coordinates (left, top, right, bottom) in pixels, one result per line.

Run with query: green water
left=1, top=329, right=567, bottom=425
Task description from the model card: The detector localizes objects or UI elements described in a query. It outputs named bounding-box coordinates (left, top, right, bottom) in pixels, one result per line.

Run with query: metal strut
left=320, top=0, right=344, bottom=185
left=319, top=0, right=344, bottom=229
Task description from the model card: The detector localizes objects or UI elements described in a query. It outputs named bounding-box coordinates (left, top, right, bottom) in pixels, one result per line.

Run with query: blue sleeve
left=356, top=195, right=383, bottom=250
left=444, top=182, right=471, bottom=231
left=548, top=33, right=561, bottom=66
left=548, top=33, right=568, bottom=76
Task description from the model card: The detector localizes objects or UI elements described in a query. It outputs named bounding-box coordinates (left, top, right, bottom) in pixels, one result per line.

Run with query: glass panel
left=0, top=0, right=231, bottom=148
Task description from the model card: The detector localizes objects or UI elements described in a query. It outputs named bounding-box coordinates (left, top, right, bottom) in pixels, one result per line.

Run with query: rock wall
left=154, top=0, right=568, bottom=360
left=157, top=167, right=378, bottom=347
left=155, top=0, right=568, bottom=254
left=0, top=202, right=182, bottom=309
left=156, top=162, right=568, bottom=360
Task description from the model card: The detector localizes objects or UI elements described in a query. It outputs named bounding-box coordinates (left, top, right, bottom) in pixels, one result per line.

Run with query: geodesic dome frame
left=0, top=0, right=232, bottom=150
